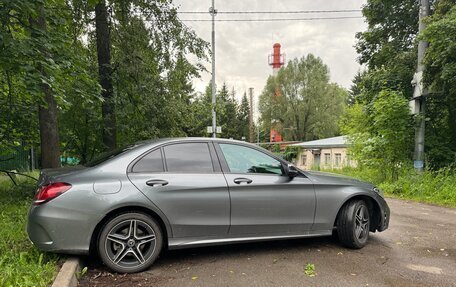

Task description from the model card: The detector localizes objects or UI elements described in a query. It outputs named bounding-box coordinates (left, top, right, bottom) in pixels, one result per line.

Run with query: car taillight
left=34, top=182, right=72, bottom=205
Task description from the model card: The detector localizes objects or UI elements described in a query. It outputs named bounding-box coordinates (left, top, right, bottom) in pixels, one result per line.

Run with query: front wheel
left=98, top=212, right=163, bottom=273
left=336, top=200, right=370, bottom=249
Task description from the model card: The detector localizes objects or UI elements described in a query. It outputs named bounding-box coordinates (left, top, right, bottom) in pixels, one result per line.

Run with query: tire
left=98, top=212, right=163, bottom=273
left=336, top=200, right=370, bottom=249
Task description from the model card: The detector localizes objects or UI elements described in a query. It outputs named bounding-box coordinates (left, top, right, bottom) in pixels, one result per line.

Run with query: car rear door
left=215, top=142, right=316, bottom=236
left=127, top=141, right=230, bottom=238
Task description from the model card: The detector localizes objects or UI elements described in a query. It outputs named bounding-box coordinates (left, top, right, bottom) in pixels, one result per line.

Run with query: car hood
left=303, top=170, right=374, bottom=189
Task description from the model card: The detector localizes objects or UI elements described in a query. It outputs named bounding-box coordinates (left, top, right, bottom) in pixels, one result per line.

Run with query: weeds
left=0, top=173, right=59, bottom=287
left=319, top=167, right=456, bottom=208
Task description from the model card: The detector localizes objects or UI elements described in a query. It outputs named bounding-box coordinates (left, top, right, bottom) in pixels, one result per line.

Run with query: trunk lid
left=38, top=166, right=86, bottom=186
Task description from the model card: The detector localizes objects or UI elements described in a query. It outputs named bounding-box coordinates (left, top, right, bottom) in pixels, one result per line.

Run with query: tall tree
left=29, top=3, right=60, bottom=168
left=352, top=0, right=456, bottom=169
left=95, top=0, right=116, bottom=151
left=259, top=54, right=347, bottom=141
left=421, top=1, right=456, bottom=167
left=237, top=93, right=250, bottom=140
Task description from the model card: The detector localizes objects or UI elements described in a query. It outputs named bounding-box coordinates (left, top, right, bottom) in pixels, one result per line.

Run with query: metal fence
left=0, top=146, right=36, bottom=171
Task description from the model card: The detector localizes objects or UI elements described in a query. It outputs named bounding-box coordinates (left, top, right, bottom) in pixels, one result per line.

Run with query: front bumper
left=374, top=194, right=390, bottom=232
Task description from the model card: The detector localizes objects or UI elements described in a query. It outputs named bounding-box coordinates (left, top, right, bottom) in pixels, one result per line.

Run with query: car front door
left=215, top=143, right=316, bottom=236
left=127, top=141, right=230, bottom=238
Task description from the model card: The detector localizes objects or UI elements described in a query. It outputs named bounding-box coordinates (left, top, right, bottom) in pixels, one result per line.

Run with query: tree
left=237, top=93, right=250, bottom=140
left=0, top=0, right=209, bottom=168
left=259, top=54, right=347, bottom=142
left=30, top=4, right=61, bottom=168
left=94, top=0, right=116, bottom=151
left=352, top=0, right=456, bottom=169
left=0, top=0, right=78, bottom=168
left=340, top=90, right=414, bottom=180
left=421, top=2, right=456, bottom=167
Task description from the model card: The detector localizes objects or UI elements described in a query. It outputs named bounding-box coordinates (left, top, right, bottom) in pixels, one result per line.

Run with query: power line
left=180, top=16, right=363, bottom=22
left=178, top=9, right=362, bottom=14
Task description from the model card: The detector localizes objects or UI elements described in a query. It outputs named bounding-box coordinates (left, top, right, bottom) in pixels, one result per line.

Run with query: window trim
left=214, top=142, right=287, bottom=176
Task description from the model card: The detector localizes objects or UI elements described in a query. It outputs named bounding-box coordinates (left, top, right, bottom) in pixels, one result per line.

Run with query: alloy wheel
left=105, top=219, right=156, bottom=269
left=354, top=205, right=369, bottom=240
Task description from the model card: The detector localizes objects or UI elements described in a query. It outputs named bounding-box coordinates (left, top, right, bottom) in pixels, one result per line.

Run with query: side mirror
left=285, top=164, right=299, bottom=178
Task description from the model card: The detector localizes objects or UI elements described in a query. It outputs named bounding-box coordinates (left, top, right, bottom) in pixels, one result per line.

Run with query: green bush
left=0, top=174, right=59, bottom=287
left=319, top=167, right=456, bottom=208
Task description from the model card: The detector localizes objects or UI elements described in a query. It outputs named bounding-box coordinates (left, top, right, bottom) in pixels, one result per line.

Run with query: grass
left=0, top=173, right=60, bottom=287
left=319, top=167, right=456, bottom=208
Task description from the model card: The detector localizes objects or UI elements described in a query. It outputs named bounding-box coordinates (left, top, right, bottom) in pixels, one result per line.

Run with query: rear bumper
left=374, top=195, right=390, bottom=232
left=27, top=204, right=94, bottom=255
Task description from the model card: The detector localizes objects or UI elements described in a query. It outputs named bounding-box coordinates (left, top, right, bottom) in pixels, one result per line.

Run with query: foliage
left=0, top=0, right=98, bottom=157
left=340, top=90, right=414, bottom=180
left=355, top=0, right=419, bottom=69
left=0, top=174, right=59, bottom=287
left=283, top=146, right=300, bottom=163
left=259, top=54, right=347, bottom=142
left=420, top=3, right=456, bottom=168
left=189, top=83, right=251, bottom=140
left=0, top=0, right=210, bottom=164
left=353, top=0, right=456, bottom=170
left=321, top=167, right=456, bottom=208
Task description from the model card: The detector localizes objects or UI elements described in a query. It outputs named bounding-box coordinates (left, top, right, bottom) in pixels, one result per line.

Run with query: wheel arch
left=89, top=205, right=171, bottom=254
left=333, top=194, right=382, bottom=233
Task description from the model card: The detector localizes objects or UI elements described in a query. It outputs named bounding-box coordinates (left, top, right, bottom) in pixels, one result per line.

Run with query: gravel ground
left=78, top=198, right=456, bottom=287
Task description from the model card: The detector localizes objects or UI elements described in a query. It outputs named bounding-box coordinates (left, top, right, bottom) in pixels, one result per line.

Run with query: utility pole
left=249, top=88, right=254, bottom=142
left=411, top=0, right=429, bottom=172
left=210, top=0, right=217, bottom=138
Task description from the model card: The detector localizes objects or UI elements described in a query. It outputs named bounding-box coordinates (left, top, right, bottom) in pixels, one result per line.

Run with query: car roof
left=138, top=137, right=251, bottom=146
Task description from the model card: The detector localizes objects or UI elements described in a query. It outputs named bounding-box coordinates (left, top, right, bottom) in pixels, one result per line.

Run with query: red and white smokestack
left=268, top=43, right=285, bottom=76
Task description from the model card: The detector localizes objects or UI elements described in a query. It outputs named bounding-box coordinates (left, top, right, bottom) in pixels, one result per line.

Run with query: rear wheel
left=336, top=200, right=370, bottom=249
left=98, top=212, right=163, bottom=273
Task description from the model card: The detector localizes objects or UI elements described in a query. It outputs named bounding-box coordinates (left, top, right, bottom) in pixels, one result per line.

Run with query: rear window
left=84, top=145, right=136, bottom=167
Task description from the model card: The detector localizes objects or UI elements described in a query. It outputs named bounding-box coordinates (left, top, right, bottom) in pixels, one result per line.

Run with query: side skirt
left=168, top=230, right=332, bottom=250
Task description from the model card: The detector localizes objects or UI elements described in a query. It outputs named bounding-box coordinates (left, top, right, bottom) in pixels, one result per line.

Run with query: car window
left=219, top=144, right=283, bottom=175
left=164, top=143, right=214, bottom=173
left=132, top=149, right=164, bottom=173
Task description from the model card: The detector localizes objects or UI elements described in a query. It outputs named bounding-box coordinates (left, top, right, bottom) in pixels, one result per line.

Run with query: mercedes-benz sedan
left=27, top=138, right=389, bottom=273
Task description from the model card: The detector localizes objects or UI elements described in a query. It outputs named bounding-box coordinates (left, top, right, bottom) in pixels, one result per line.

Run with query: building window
left=324, top=153, right=331, bottom=166
left=301, top=154, right=307, bottom=166
left=335, top=153, right=341, bottom=167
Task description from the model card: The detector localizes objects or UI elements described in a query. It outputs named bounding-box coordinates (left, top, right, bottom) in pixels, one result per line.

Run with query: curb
left=51, top=257, right=81, bottom=287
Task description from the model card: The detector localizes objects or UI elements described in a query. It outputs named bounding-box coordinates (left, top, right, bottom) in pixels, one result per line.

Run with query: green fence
left=0, top=146, right=36, bottom=171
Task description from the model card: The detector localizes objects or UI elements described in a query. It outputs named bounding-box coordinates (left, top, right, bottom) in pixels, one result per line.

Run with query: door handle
left=146, top=179, right=168, bottom=187
left=233, top=177, right=252, bottom=184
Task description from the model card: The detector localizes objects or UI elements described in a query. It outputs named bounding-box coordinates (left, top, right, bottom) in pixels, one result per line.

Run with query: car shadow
left=81, top=233, right=389, bottom=276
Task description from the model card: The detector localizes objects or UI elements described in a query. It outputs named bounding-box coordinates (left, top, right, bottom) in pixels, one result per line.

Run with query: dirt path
left=79, top=198, right=456, bottom=287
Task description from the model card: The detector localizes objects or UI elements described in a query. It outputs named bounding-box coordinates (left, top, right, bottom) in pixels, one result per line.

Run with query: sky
left=173, top=0, right=368, bottom=114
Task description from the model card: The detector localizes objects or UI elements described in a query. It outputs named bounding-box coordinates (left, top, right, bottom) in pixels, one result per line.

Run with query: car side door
left=215, top=143, right=316, bottom=236
left=127, top=141, right=230, bottom=238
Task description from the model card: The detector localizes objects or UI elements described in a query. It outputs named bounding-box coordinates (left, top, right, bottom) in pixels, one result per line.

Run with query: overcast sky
left=173, top=0, right=368, bottom=112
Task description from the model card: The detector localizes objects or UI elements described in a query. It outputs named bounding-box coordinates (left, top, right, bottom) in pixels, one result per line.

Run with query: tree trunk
left=30, top=5, right=61, bottom=168
left=95, top=0, right=116, bottom=151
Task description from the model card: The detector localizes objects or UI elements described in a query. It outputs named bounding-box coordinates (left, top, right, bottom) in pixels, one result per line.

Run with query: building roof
left=291, top=136, right=348, bottom=149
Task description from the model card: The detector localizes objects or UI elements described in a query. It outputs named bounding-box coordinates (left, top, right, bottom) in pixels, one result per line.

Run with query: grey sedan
left=27, top=138, right=389, bottom=273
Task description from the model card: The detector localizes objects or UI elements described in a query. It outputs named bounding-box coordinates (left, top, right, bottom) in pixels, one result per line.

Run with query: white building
left=291, top=136, right=355, bottom=170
